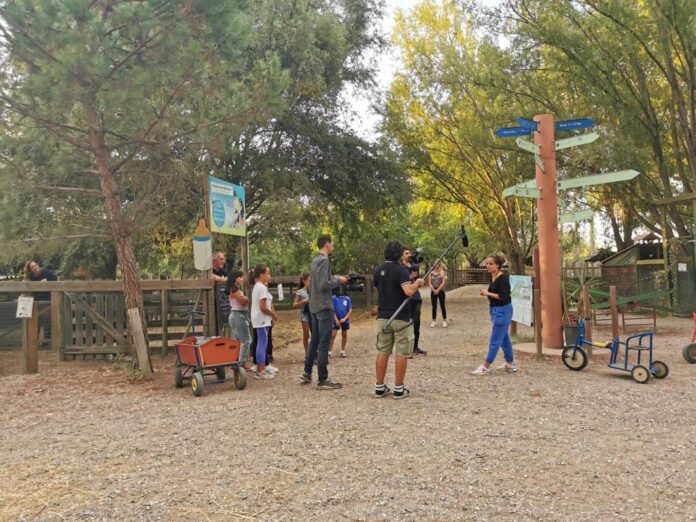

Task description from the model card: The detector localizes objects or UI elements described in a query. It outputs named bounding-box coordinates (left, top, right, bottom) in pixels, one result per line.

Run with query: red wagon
left=174, top=311, right=247, bottom=396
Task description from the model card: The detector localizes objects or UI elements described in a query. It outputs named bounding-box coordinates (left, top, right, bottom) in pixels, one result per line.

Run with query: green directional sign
left=559, top=209, right=593, bottom=224
left=557, top=169, right=640, bottom=190
left=534, top=154, right=545, bottom=172
left=555, top=132, right=599, bottom=151
left=502, top=185, right=540, bottom=198
left=515, top=138, right=540, bottom=154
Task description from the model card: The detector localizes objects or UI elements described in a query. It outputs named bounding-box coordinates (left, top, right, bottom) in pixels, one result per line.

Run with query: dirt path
left=2, top=285, right=695, bottom=521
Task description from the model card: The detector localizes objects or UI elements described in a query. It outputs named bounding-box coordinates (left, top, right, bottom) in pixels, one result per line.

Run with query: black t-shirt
left=213, top=268, right=227, bottom=279
left=373, top=261, right=412, bottom=321
left=29, top=268, right=57, bottom=301
left=488, top=274, right=511, bottom=306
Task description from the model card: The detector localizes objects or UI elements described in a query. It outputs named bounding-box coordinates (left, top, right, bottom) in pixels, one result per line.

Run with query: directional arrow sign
left=534, top=153, right=545, bottom=172
left=560, top=209, right=594, bottom=224
left=555, top=118, right=596, bottom=132
left=555, top=132, right=599, bottom=151
left=516, top=117, right=538, bottom=131
left=557, top=169, right=640, bottom=190
left=495, top=127, right=533, bottom=138
left=502, top=185, right=540, bottom=198
left=515, top=138, right=540, bottom=154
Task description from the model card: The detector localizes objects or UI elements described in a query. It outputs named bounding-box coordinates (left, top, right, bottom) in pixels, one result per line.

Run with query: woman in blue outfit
left=472, top=255, right=517, bottom=375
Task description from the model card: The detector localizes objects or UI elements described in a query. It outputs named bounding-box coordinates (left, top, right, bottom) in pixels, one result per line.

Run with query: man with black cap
left=401, top=248, right=427, bottom=356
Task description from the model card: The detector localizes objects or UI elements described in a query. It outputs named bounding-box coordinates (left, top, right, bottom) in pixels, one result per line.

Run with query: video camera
left=408, top=247, right=424, bottom=265
left=344, top=272, right=366, bottom=292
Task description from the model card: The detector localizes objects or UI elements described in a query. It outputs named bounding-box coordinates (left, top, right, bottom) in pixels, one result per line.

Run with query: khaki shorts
left=376, top=319, right=414, bottom=357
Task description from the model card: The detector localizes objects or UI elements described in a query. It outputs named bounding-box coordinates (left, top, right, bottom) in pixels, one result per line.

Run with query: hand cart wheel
left=683, top=343, right=696, bottom=364
left=651, top=360, right=669, bottom=379
left=174, top=366, right=184, bottom=388
left=191, top=371, right=205, bottom=396
left=562, top=346, right=588, bottom=371
left=233, top=367, right=248, bottom=390
left=631, top=365, right=650, bottom=383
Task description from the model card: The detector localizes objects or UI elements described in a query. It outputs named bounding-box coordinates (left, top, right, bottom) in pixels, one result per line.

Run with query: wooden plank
left=64, top=345, right=129, bottom=355
left=84, top=293, right=94, bottom=347
left=127, top=307, right=152, bottom=378
left=0, top=279, right=214, bottom=293
left=609, top=286, right=619, bottom=339
left=22, top=302, right=39, bottom=374
left=161, top=289, right=169, bottom=356
left=75, top=296, right=85, bottom=348
left=51, top=292, right=64, bottom=362
left=654, top=192, right=696, bottom=206
left=65, top=292, right=128, bottom=346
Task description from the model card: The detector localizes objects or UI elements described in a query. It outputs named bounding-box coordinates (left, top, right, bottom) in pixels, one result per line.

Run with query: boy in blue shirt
left=330, top=288, right=352, bottom=358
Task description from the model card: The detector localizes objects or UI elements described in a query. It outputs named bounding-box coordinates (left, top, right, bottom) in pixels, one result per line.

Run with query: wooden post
left=160, top=289, right=169, bottom=356
left=533, top=288, right=542, bottom=358
left=22, top=302, right=39, bottom=374
left=582, top=285, right=592, bottom=359
left=365, top=274, right=372, bottom=308
left=609, top=285, right=619, bottom=339
left=127, top=307, right=152, bottom=378
left=51, top=291, right=64, bottom=362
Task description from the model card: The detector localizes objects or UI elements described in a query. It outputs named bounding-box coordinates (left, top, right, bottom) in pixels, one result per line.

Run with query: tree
left=0, top=0, right=285, bottom=367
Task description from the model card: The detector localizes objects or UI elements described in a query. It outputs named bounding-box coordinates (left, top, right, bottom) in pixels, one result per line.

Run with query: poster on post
left=208, top=176, right=246, bottom=237
left=510, top=275, right=533, bottom=326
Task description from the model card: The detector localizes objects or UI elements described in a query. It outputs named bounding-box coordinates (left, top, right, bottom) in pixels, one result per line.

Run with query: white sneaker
left=430, top=321, right=436, bottom=327
left=254, top=369, right=274, bottom=380
left=267, top=364, right=279, bottom=374
left=340, top=351, right=347, bottom=358
left=498, top=361, right=518, bottom=372
left=442, top=321, right=448, bottom=328
left=472, top=364, right=492, bottom=376
left=250, top=364, right=257, bottom=373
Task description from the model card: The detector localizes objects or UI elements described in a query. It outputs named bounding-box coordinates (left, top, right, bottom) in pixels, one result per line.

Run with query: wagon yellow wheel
left=631, top=365, right=650, bottom=384
left=191, top=372, right=204, bottom=396
left=651, top=360, right=669, bottom=379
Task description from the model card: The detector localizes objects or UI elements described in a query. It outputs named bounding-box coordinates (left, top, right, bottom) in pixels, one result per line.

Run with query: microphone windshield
left=461, top=226, right=469, bottom=248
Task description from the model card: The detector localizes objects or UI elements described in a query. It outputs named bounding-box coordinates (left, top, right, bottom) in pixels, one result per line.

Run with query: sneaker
left=254, top=370, right=274, bottom=380
left=442, top=321, right=448, bottom=328
left=267, top=364, right=280, bottom=374
left=316, top=380, right=343, bottom=390
left=328, top=350, right=332, bottom=358
left=393, top=387, right=410, bottom=400
left=472, top=364, right=492, bottom=376
left=430, top=321, right=436, bottom=327
left=340, top=351, right=347, bottom=358
left=498, top=361, right=518, bottom=373
left=413, top=347, right=428, bottom=356
left=250, top=364, right=257, bottom=373
left=374, top=385, right=391, bottom=398
left=299, top=372, right=311, bottom=384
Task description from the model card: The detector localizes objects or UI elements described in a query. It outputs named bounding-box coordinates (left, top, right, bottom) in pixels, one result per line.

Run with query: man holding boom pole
left=373, top=240, right=425, bottom=399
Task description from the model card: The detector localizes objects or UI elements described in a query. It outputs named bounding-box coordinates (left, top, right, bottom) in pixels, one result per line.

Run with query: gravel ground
left=2, top=285, right=695, bottom=521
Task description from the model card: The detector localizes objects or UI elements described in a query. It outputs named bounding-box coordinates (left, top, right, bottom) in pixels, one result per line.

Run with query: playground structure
left=562, top=319, right=669, bottom=383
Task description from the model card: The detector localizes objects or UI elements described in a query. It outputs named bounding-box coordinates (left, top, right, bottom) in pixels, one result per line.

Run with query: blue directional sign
left=495, top=127, right=533, bottom=138
left=555, top=118, right=596, bottom=132
left=516, top=117, right=539, bottom=131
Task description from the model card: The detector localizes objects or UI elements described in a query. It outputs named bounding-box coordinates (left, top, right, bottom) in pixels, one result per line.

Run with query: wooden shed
left=599, top=232, right=664, bottom=296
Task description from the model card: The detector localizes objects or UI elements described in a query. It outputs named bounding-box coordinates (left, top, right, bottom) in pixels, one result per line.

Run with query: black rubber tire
left=191, top=371, right=204, bottom=396
left=562, top=346, right=588, bottom=371
left=215, top=366, right=226, bottom=381
left=683, top=343, right=696, bottom=364
left=651, top=360, right=669, bottom=379
left=233, top=367, right=248, bottom=390
left=174, top=366, right=184, bottom=388
left=631, top=365, right=650, bottom=384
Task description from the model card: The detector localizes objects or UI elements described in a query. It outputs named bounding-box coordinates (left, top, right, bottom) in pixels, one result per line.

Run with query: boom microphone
left=461, top=225, right=469, bottom=248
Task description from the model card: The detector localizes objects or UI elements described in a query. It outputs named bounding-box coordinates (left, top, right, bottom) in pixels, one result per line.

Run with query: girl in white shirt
left=250, top=265, right=278, bottom=379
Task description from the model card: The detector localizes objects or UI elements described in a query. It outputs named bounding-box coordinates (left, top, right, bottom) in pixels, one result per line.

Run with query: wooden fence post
left=161, top=289, right=169, bottom=356
left=22, top=302, right=39, bottom=374
left=582, top=285, right=592, bottom=359
left=365, top=275, right=372, bottom=309
left=51, top=291, right=64, bottom=362
left=609, top=286, right=619, bottom=339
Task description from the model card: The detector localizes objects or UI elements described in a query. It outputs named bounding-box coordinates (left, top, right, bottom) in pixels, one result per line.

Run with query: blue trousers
left=303, top=309, right=333, bottom=382
left=486, top=304, right=514, bottom=364
left=255, top=326, right=269, bottom=368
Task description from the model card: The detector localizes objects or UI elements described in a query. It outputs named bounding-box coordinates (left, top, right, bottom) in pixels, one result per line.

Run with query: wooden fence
left=0, top=280, right=215, bottom=363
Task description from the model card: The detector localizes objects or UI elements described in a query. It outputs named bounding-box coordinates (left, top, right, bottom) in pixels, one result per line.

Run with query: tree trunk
left=83, top=103, right=149, bottom=369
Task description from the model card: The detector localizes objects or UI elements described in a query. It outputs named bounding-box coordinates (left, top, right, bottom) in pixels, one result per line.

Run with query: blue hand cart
left=561, top=319, right=669, bottom=383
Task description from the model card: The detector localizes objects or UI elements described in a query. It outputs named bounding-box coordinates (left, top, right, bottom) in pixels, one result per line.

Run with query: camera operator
left=373, top=240, right=425, bottom=399
left=401, top=248, right=427, bottom=356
